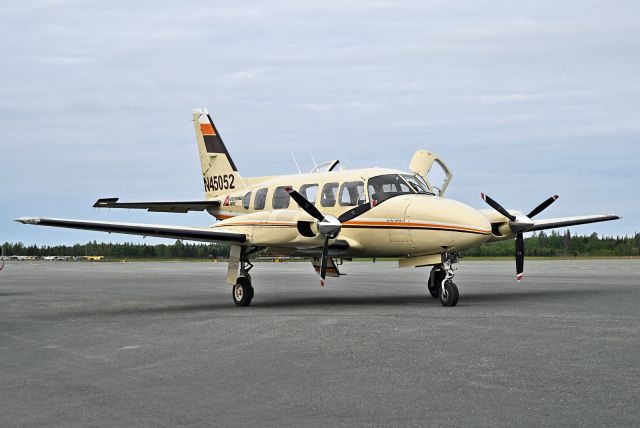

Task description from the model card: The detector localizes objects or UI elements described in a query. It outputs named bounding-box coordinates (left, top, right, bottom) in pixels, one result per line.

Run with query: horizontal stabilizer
left=93, top=198, right=220, bottom=213
left=530, top=214, right=620, bottom=231
left=15, top=217, right=245, bottom=243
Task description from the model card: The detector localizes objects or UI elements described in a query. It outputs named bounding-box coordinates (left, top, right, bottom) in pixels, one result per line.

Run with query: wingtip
left=15, top=217, right=40, bottom=225
left=553, top=195, right=559, bottom=200
left=480, top=192, right=486, bottom=201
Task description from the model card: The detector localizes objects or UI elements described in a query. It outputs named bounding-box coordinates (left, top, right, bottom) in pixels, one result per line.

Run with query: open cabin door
left=409, top=150, right=453, bottom=197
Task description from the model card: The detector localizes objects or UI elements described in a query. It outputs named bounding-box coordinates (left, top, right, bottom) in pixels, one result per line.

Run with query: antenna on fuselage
left=291, top=152, right=302, bottom=174
left=309, top=152, right=318, bottom=171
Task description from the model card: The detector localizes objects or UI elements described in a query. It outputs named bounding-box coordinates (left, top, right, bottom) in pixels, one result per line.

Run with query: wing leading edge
left=93, top=198, right=220, bottom=213
left=15, top=217, right=245, bottom=243
left=530, top=214, right=620, bottom=232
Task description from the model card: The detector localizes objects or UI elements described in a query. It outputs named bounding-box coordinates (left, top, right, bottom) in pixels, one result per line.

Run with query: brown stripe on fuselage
left=214, top=219, right=490, bottom=235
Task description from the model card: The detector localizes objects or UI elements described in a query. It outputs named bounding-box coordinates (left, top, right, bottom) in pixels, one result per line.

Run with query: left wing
left=93, top=198, right=220, bottom=213
left=15, top=217, right=245, bottom=243
left=530, top=214, right=620, bottom=232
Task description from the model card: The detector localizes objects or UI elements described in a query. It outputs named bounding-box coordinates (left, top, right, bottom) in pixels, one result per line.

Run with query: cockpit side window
left=320, top=182, right=339, bottom=207
left=367, top=174, right=415, bottom=204
left=339, top=181, right=365, bottom=206
left=254, top=188, right=268, bottom=210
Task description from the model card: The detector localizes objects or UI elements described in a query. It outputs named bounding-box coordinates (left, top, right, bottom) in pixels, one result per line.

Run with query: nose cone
left=406, top=197, right=491, bottom=252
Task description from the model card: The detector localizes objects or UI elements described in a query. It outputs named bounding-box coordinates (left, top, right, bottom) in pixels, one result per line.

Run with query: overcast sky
left=1, top=0, right=638, bottom=245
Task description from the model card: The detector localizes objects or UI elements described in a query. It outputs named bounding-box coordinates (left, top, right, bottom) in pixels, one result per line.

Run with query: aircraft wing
left=15, top=217, right=245, bottom=243
left=529, top=214, right=620, bottom=232
left=93, top=198, right=220, bottom=213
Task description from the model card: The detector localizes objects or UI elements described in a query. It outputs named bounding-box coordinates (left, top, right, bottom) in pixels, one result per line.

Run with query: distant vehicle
left=43, top=256, right=72, bottom=261
left=83, top=256, right=104, bottom=262
left=17, top=109, right=620, bottom=306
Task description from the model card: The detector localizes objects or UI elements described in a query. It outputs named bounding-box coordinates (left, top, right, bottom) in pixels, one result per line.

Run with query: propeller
left=286, top=187, right=373, bottom=285
left=481, top=193, right=559, bottom=281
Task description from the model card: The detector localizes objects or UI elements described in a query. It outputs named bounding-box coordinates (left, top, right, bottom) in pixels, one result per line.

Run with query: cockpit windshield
left=401, top=174, right=433, bottom=195
left=368, top=174, right=434, bottom=203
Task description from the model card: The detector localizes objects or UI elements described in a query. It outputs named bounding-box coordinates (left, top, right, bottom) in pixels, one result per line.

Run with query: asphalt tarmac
left=1, top=260, right=639, bottom=427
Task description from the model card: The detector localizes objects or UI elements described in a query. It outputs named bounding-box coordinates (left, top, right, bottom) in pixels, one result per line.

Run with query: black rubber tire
left=439, top=280, right=459, bottom=307
left=233, top=277, right=254, bottom=306
left=428, top=266, right=445, bottom=298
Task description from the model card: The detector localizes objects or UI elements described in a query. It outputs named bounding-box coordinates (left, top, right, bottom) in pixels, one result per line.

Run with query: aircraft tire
left=428, top=266, right=445, bottom=298
left=233, top=277, right=254, bottom=306
left=439, top=280, right=459, bottom=307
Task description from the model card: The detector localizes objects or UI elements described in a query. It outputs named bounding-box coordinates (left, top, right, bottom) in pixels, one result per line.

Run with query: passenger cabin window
left=339, top=181, right=365, bottom=206
left=242, top=192, right=252, bottom=209
left=299, top=184, right=318, bottom=205
left=254, top=188, right=268, bottom=210
left=321, top=182, right=339, bottom=207
left=367, top=174, right=414, bottom=204
left=272, top=186, right=291, bottom=209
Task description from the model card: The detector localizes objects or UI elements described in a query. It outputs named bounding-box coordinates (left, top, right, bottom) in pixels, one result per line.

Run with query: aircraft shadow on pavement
left=42, top=287, right=616, bottom=319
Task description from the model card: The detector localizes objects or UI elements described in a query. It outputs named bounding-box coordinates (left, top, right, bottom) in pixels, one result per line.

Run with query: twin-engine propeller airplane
left=17, top=109, right=620, bottom=306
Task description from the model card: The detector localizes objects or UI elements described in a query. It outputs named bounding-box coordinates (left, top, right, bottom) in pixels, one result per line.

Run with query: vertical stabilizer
left=193, top=109, right=243, bottom=198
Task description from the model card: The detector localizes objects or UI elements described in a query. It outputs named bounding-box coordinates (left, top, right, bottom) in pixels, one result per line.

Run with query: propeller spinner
left=481, top=193, right=559, bottom=281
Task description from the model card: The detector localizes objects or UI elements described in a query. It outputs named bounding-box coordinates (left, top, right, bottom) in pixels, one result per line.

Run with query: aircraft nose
left=407, top=197, right=491, bottom=252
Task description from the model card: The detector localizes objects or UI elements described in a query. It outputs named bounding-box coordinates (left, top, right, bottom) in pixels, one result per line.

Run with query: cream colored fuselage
left=206, top=167, right=492, bottom=258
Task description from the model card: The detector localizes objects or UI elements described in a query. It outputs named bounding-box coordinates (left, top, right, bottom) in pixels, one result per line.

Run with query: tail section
left=193, top=109, right=243, bottom=198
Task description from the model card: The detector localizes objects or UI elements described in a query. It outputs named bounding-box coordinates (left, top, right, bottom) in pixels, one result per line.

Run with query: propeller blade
left=481, top=193, right=516, bottom=221
left=337, top=202, right=372, bottom=223
left=286, top=187, right=325, bottom=222
left=516, top=232, right=524, bottom=281
left=527, top=195, right=559, bottom=218
left=320, top=236, right=330, bottom=286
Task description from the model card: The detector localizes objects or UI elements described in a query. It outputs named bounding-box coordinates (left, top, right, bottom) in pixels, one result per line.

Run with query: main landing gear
left=230, top=246, right=262, bottom=307
left=428, top=254, right=459, bottom=307
left=233, top=275, right=254, bottom=306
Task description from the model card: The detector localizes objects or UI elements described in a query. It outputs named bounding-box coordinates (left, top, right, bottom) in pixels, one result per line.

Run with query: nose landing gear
left=428, top=254, right=459, bottom=307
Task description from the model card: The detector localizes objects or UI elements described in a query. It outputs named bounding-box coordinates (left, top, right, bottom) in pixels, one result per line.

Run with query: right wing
left=15, top=217, right=245, bottom=243
left=530, top=214, right=620, bottom=232
left=93, top=198, right=220, bottom=213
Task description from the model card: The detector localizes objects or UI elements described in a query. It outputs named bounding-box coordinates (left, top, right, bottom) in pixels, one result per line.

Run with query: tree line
left=462, top=231, right=639, bottom=257
left=1, top=240, right=230, bottom=259
left=2, top=231, right=639, bottom=259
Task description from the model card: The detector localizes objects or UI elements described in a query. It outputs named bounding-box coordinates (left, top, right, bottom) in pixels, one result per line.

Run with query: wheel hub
left=234, top=285, right=243, bottom=301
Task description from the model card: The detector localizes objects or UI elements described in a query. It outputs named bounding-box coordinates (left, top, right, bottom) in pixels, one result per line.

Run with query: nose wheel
left=433, top=254, right=459, bottom=307
left=439, top=280, right=459, bottom=306
left=428, top=266, right=445, bottom=298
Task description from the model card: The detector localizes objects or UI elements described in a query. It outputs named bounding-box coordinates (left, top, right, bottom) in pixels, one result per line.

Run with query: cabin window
left=242, top=192, right=252, bottom=209
left=367, top=174, right=414, bottom=204
left=320, top=182, right=339, bottom=207
left=299, top=184, right=318, bottom=205
left=339, top=181, right=365, bottom=206
left=254, top=188, right=268, bottom=210
left=272, top=186, right=291, bottom=209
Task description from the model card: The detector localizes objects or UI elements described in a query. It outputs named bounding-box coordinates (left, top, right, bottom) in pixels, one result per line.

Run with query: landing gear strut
left=437, top=254, right=459, bottom=307
left=230, top=246, right=262, bottom=307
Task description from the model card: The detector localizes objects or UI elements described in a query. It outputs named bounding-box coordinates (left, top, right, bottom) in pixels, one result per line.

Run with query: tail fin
left=193, top=109, right=243, bottom=198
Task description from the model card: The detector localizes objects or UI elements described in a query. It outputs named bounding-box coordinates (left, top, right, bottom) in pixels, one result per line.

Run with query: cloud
left=0, top=0, right=638, bottom=244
